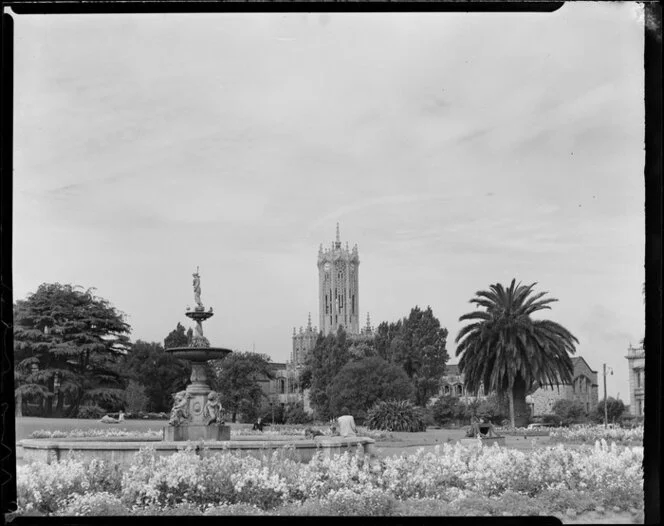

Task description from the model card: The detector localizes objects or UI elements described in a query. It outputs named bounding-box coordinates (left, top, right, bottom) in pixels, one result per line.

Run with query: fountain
left=163, top=268, right=232, bottom=441
left=18, top=270, right=377, bottom=466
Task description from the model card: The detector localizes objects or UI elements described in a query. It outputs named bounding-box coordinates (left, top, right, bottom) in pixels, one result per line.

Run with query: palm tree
left=455, top=279, right=578, bottom=428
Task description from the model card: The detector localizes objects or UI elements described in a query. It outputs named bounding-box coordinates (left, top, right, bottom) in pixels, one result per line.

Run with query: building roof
left=444, top=363, right=460, bottom=376
left=571, top=356, right=597, bottom=375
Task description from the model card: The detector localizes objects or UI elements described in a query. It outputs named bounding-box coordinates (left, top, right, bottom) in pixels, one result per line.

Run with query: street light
left=603, top=364, right=614, bottom=428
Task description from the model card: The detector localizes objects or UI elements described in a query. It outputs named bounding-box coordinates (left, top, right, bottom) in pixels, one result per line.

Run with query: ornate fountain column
left=164, top=268, right=233, bottom=441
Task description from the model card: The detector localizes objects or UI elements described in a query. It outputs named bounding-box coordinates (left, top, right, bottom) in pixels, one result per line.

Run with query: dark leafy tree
left=211, top=352, right=273, bottom=423
left=596, top=397, right=626, bottom=423
left=431, top=395, right=463, bottom=426
left=396, top=306, right=449, bottom=406
left=552, top=399, right=586, bottom=426
left=347, top=341, right=376, bottom=361
left=304, top=327, right=351, bottom=419
left=456, top=279, right=578, bottom=427
left=14, top=283, right=131, bottom=417
left=123, top=340, right=190, bottom=412
left=475, top=394, right=510, bottom=425
left=164, top=322, right=189, bottom=349
left=328, top=357, right=414, bottom=417
left=373, top=320, right=403, bottom=363
left=372, top=307, right=449, bottom=407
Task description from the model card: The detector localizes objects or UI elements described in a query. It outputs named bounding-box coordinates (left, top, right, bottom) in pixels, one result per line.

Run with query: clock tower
left=317, top=223, right=360, bottom=335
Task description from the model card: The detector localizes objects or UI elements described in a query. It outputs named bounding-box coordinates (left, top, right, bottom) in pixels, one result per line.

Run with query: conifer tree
left=14, top=283, right=131, bottom=417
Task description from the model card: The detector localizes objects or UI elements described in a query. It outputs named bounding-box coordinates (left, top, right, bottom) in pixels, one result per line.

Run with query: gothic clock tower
left=317, top=223, right=360, bottom=335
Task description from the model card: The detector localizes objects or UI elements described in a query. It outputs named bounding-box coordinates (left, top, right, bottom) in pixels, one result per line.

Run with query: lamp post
left=603, top=364, right=614, bottom=428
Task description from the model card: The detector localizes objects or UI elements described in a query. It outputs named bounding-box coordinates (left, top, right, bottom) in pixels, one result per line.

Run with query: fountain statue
left=163, top=269, right=233, bottom=441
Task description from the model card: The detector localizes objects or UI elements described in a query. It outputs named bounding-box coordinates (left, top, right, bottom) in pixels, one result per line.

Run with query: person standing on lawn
left=337, top=407, right=357, bottom=437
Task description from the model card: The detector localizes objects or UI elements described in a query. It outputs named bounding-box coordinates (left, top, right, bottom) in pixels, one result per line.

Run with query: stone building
left=290, top=224, right=368, bottom=368
left=318, top=223, right=361, bottom=336
left=625, top=343, right=645, bottom=417
left=527, top=356, right=599, bottom=416
left=438, top=357, right=598, bottom=417
left=261, top=225, right=372, bottom=415
left=257, top=362, right=312, bottom=416
left=291, top=314, right=318, bottom=366
left=438, top=364, right=486, bottom=400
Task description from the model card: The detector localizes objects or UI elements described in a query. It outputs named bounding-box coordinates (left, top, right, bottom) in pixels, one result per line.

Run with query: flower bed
left=232, top=425, right=394, bottom=442
left=15, top=440, right=642, bottom=517
left=549, top=426, right=643, bottom=446
left=29, top=428, right=164, bottom=439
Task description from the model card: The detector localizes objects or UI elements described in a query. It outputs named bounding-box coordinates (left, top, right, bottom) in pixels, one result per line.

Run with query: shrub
left=76, top=404, right=106, bottom=419
left=551, top=400, right=586, bottom=426
left=319, top=487, right=396, bottom=516
left=475, top=394, right=509, bottom=425
left=327, top=357, right=414, bottom=417
left=365, top=400, right=426, bottom=432
left=432, top=396, right=462, bottom=426
left=595, top=397, right=626, bottom=423
left=284, top=403, right=313, bottom=425
left=539, top=413, right=563, bottom=426
left=55, top=492, right=128, bottom=516
left=123, top=380, right=150, bottom=413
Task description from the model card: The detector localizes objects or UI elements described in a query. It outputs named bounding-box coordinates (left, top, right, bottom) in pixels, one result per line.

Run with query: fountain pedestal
left=164, top=304, right=233, bottom=442
left=164, top=424, right=231, bottom=442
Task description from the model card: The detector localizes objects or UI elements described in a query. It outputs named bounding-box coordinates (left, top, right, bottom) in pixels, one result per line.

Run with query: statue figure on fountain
left=193, top=268, right=203, bottom=311
left=203, top=391, right=224, bottom=425
left=169, top=390, right=191, bottom=426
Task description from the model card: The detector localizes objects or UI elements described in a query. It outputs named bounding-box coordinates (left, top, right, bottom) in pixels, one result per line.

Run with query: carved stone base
left=164, top=424, right=231, bottom=442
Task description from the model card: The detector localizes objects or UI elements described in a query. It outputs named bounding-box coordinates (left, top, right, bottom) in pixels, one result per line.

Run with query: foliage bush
left=366, top=400, right=426, bottom=432
left=16, top=440, right=643, bottom=517
left=475, top=394, right=509, bottom=425
left=595, top=397, right=626, bottom=423
left=549, top=425, right=643, bottom=446
left=327, top=357, right=414, bottom=417
left=55, top=492, right=128, bottom=516
left=123, top=380, right=150, bottom=413
left=76, top=405, right=106, bottom=419
left=284, top=403, right=313, bottom=425
left=551, top=399, right=586, bottom=426
left=431, top=396, right=462, bottom=426
left=538, top=413, right=563, bottom=426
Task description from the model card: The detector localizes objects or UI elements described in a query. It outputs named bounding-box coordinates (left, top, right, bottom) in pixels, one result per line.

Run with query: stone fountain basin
left=165, top=347, right=232, bottom=362
left=18, top=436, right=376, bottom=465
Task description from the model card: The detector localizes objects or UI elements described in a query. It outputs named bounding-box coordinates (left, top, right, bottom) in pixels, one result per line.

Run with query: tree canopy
left=164, top=322, right=191, bottom=349
left=211, top=351, right=273, bottom=423
left=123, top=339, right=190, bottom=412
left=304, top=327, right=352, bottom=419
left=371, top=306, right=449, bottom=406
left=596, top=397, right=626, bottom=423
left=14, top=283, right=131, bottom=417
left=328, top=356, right=414, bottom=417
left=455, top=279, right=578, bottom=427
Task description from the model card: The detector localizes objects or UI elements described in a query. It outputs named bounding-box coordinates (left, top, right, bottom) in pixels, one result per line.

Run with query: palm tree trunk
left=508, top=386, right=515, bottom=428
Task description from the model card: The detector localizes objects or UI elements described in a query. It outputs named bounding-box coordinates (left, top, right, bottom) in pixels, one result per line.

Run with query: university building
left=625, top=343, right=645, bottom=417
left=262, top=225, right=373, bottom=414
left=438, top=356, right=599, bottom=417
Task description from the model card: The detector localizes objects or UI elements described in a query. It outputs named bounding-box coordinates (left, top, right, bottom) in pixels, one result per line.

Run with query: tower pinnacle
left=307, top=312, right=312, bottom=330
left=335, top=223, right=341, bottom=248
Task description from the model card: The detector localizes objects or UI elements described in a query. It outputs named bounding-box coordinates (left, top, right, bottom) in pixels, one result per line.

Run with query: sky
left=13, top=4, right=644, bottom=402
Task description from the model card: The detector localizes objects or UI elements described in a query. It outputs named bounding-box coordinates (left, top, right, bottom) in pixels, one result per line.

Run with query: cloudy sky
left=13, top=4, right=644, bottom=401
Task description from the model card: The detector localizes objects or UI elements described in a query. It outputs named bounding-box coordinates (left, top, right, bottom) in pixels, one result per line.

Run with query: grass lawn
left=16, top=418, right=554, bottom=455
